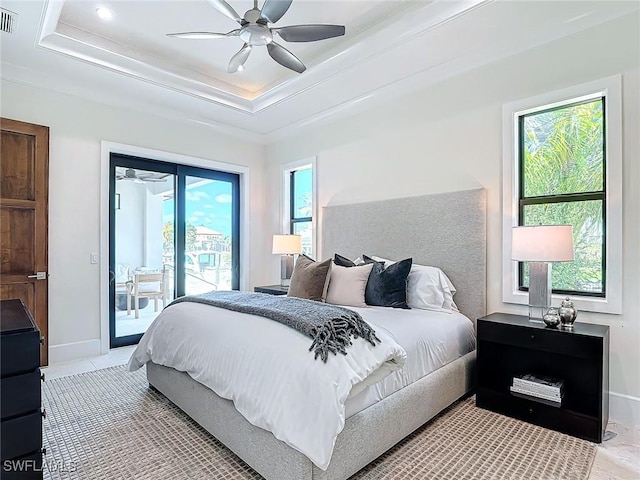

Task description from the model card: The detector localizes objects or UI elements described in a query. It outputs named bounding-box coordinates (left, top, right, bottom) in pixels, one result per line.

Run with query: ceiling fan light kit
left=167, top=0, right=346, bottom=74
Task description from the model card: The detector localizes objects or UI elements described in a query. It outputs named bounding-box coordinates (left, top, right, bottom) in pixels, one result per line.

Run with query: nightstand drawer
left=478, top=321, right=601, bottom=358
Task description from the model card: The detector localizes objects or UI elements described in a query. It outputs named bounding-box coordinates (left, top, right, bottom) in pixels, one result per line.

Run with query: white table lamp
left=273, top=234, right=302, bottom=287
left=512, top=225, right=574, bottom=320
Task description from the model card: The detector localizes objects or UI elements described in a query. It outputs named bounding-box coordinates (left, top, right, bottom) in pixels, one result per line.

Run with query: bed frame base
left=147, top=350, right=475, bottom=480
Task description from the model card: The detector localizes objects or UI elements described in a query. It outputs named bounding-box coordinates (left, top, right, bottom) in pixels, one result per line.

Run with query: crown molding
left=0, top=62, right=268, bottom=144
left=6, top=0, right=635, bottom=141
left=264, top=1, right=640, bottom=141
left=36, top=0, right=488, bottom=115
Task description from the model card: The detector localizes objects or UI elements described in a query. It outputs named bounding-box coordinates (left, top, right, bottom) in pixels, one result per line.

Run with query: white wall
left=265, top=14, right=640, bottom=425
left=0, top=82, right=269, bottom=362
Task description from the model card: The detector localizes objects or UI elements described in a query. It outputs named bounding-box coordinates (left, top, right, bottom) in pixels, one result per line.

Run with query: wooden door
left=0, top=118, right=49, bottom=365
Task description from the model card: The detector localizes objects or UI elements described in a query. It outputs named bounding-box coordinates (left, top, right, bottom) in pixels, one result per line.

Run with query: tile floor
left=43, top=350, right=640, bottom=479
left=42, top=345, right=137, bottom=380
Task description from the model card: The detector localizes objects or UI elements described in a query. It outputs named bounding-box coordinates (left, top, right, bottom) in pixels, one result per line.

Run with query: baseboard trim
left=609, top=391, right=640, bottom=427
left=49, top=339, right=101, bottom=365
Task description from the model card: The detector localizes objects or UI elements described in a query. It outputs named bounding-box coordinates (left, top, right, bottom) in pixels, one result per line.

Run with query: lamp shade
left=272, top=234, right=302, bottom=255
left=512, top=225, right=574, bottom=262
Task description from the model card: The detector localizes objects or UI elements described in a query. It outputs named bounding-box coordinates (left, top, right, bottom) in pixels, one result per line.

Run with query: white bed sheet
left=343, top=306, right=476, bottom=417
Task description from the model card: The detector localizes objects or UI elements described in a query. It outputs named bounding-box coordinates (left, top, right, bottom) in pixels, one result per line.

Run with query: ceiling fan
left=116, top=168, right=169, bottom=183
left=167, top=0, right=346, bottom=74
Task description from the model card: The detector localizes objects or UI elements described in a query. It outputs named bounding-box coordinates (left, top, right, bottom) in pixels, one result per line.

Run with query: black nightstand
left=254, top=285, right=288, bottom=296
left=476, top=312, right=609, bottom=443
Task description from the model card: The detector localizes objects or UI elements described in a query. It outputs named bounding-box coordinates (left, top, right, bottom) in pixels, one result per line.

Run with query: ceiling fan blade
left=228, top=44, right=252, bottom=73
left=260, top=0, right=292, bottom=24
left=267, top=42, right=305, bottom=73
left=275, top=24, right=345, bottom=42
left=205, top=0, right=243, bottom=24
left=167, top=30, right=239, bottom=39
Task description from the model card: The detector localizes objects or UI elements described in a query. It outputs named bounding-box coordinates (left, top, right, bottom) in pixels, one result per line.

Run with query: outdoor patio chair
left=127, top=270, right=167, bottom=319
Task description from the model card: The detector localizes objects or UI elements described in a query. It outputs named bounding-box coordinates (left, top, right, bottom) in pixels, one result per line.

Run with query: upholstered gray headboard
left=321, top=188, right=486, bottom=324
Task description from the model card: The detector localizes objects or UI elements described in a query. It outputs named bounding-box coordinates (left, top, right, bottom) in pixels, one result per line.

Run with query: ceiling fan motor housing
left=243, top=7, right=261, bottom=24
left=239, top=24, right=273, bottom=46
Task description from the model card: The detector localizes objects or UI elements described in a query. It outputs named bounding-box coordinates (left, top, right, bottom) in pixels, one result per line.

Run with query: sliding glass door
left=181, top=169, right=239, bottom=295
left=109, top=155, right=240, bottom=348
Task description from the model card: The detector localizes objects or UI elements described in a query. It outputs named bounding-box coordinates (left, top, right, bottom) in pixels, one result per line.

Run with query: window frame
left=502, top=75, right=622, bottom=314
left=281, top=157, right=317, bottom=257
left=517, top=97, right=607, bottom=298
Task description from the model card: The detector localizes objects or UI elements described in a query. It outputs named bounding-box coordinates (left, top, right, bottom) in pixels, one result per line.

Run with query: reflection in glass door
left=110, top=161, right=176, bottom=348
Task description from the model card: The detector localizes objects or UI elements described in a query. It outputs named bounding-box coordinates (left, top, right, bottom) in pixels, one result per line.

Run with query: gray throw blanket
left=168, top=291, right=380, bottom=362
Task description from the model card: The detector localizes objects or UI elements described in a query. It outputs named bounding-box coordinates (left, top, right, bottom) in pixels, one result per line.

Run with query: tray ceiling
left=1, top=0, right=637, bottom=142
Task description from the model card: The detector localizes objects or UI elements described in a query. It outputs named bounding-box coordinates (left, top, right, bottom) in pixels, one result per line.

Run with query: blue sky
left=294, top=167, right=312, bottom=216
left=163, top=180, right=233, bottom=237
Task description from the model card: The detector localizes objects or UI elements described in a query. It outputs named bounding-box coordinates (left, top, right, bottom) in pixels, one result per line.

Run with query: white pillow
left=371, top=256, right=458, bottom=312
left=325, top=262, right=374, bottom=307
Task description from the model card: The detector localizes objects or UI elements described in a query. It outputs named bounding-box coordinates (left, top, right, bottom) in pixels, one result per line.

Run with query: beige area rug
left=42, top=366, right=596, bottom=479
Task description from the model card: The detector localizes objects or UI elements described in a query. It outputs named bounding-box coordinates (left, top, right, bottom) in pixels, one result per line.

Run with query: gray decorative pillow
left=287, top=255, right=332, bottom=302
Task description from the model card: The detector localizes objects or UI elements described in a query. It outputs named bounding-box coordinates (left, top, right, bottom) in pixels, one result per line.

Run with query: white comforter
left=128, top=301, right=407, bottom=470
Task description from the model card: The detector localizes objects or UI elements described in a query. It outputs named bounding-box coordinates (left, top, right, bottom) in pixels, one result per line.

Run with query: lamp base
left=280, top=254, right=294, bottom=288
left=528, top=261, right=552, bottom=321
left=528, top=306, right=546, bottom=323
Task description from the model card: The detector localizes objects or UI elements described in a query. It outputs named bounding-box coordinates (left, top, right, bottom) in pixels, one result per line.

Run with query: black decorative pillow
left=364, top=257, right=412, bottom=309
left=333, top=254, right=411, bottom=309
left=362, top=254, right=380, bottom=265
left=334, top=253, right=384, bottom=268
left=333, top=253, right=356, bottom=268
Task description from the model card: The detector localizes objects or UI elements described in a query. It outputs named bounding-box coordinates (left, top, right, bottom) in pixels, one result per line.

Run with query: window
left=282, top=158, right=316, bottom=257
left=518, top=97, right=605, bottom=297
left=502, top=76, right=622, bottom=314
left=290, top=167, right=313, bottom=255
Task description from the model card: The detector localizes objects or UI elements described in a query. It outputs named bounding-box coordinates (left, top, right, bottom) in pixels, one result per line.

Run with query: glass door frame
left=109, top=154, right=240, bottom=348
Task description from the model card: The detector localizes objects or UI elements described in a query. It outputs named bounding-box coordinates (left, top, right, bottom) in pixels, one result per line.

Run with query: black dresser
left=1, top=299, right=45, bottom=479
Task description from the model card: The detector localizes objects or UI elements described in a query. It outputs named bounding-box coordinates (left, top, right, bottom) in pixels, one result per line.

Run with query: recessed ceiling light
left=96, top=7, right=113, bottom=21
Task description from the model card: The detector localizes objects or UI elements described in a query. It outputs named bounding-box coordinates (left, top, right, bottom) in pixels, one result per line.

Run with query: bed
left=134, top=188, right=486, bottom=480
